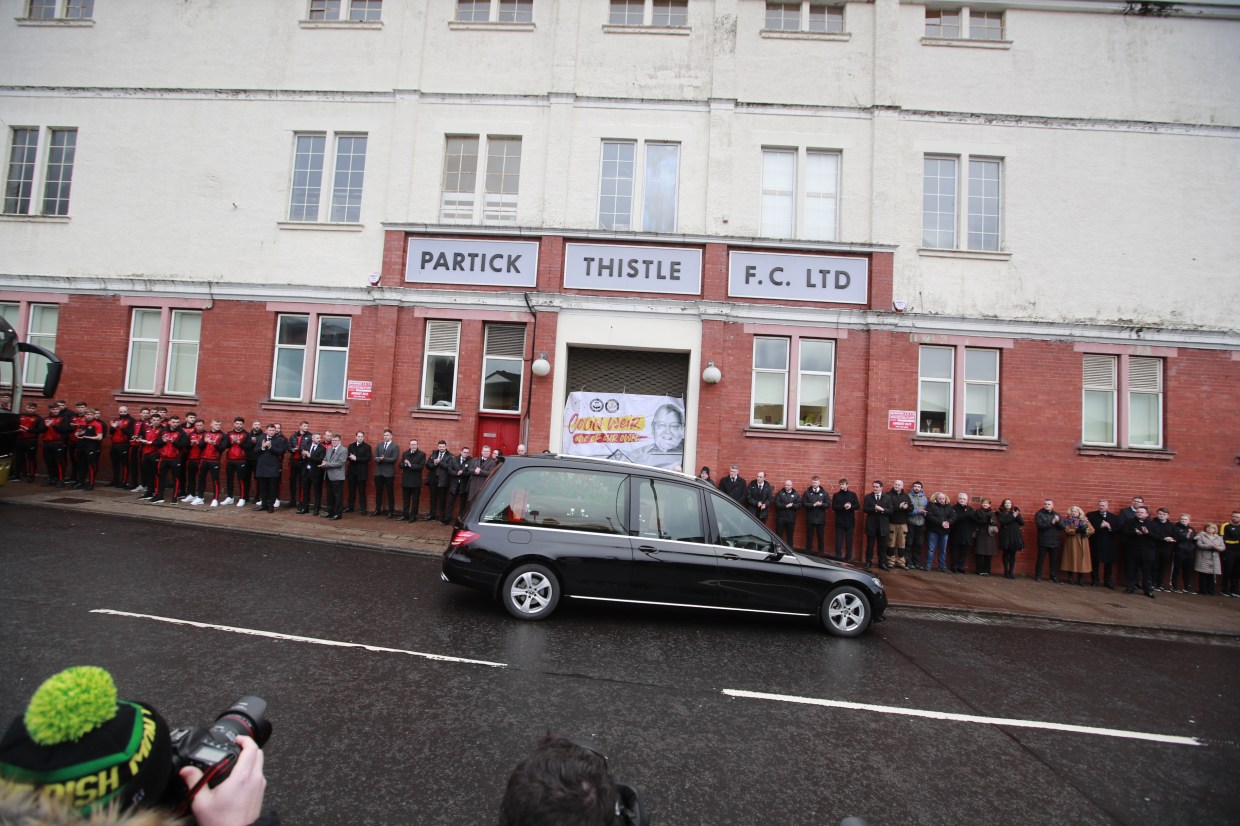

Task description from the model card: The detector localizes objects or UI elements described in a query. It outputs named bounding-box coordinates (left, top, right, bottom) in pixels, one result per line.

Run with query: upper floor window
left=918, top=345, right=1000, bottom=439
left=598, top=140, right=680, bottom=232
left=609, top=0, right=687, bottom=27
left=922, top=154, right=1002, bottom=252
left=481, top=324, right=526, bottom=413
left=4, top=127, right=77, bottom=217
left=422, top=320, right=461, bottom=409
left=23, top=304, right=59, bottom=387
left=1082, top=355, right=1163, bottom=449
left=25, top=0, right=93, bottom=19
left=765, top=1, right=843, bottom=34
left=761, top=147, right=839, bottom=241
left=309, top=0, right=382, bottom=22
left=925, top=7, right=1003, bottom=40
left=456, top=0, right=532, bottom=23
left=125, top=309, right=202, bottom=396
left=272, top=314, right=352, bottom=404
left=751, top=336, right=836, bottom=431
left=440, top=135, right=522, bottom=224
left=287, top=132, right=367, bottom=224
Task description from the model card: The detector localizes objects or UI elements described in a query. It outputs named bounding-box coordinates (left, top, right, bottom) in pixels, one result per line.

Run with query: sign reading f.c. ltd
left=405, top=238, right=539, bottom=288
left=728, top=250, right=868, bottom=304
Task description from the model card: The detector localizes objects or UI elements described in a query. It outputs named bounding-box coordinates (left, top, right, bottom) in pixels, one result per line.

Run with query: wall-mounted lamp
left=702, top=360, right=722, bottom=384
left=531, top=353, right=551, bottom=377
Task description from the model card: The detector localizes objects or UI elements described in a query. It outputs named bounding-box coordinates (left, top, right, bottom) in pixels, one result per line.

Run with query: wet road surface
left=2, top=508, right=1238, bottom=825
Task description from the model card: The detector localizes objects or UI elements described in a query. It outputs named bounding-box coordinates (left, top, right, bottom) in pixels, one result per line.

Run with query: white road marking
left=91, top=609, right=507, bottom=669
left=722, top=689, right=1202, bottom=747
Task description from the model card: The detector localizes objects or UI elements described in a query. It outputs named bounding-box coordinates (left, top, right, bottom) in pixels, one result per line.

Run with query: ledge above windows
left=921, top=36, right=1011, bottom=50
left=1077, top=445, right=1176, bottom=461
left=448, top=20, right=535, bottom=31
left=277, top=221, right=364, bottom=232
left=113, top=392, right=199, bottom=406
left=744, top=427, right=841, bottom=443
left=0, top=215, right=70, bottom=224
left=918, top=247, right=1012, bottom=261
left=602, top=23, right=690, bottom=35
left=16, top=17, right=94, bottom=27
left=261, top=400, right=351, bottom=415
left=299, top=20, right=382, bottom=29
left=408, top=407, right=463, bottom=421
left=911, top=436, right=1008, bottom=451
left=760, top=29, right=849, bottom=43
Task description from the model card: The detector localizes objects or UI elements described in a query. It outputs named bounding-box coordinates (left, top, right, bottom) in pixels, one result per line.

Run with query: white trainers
left=236, top=498, right=246, bottom=507
left=181, top=494, right=194, bottom=503
left=221, top=497, right=234, bottom=505
left=134, top=486, right=146, bottom=494
left=210, top=499, right=219, bottom=508
left=192, top=497, right=204, bottom=505
left=273, top=499, right=281, bottom=509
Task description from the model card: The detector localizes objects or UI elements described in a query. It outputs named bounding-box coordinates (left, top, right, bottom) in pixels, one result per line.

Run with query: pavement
left=3, top=479, right=1238, bottom=640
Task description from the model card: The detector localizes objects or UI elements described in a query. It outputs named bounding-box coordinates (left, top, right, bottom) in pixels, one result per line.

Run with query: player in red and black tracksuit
left=107, top=406, right=136, bottom=487
left=16, top=401, right=45, bottom=482
left=183, top=421, right=207, bottom=502
left=40, top=401, right=72, bottom=486
left=151, top=417, right=189, bottom=503
left=74, top=409, right=106, bottom=490
left=223, top=418, right=253, bottom=504
left=195, top=420, right=225, bottom=505
left=135, top=414, right=164, bottom=495
left=66, top=402, right=88, bottom=488
left=126, top=408, right=151, bottom=489
left=178, top=414, right=198, bottom=493
left=287, top=423, right=313, bottom=506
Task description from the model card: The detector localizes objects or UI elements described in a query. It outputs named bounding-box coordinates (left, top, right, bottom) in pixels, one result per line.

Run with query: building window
left=0, top=304, right=15, bottom=391
left=309, top=0, right=381, bottom=21
left=23, top=304, right=59, bottom=387
left=926, top=7, right=1003, bottom=40
left=598, top=140, right=680, bottom=232
left=1082, top=355, right=1163, bottom=449
left=124, top=309, right=202, bottom=396
left=751, top=336, right=837, bottom=430
left=25, top=0, right=93, bottom=19
left=609, top=0, right=687, bottom=27
left=765, top=1, right=843, bottom=33
left=481, top=324, right=526, bottom=413
left=918, top=345, right=1000, bottom=438
left=271, top=314, right=351, bottom=403
left=4, top=127, right=77, bottom=217
left=287, top=133, right=367, bottom=224
left=922, top=155, right=1002, bottom=252
left=440, top=135, right=522, bottom=224
left=422, top=320, right=461, bottom=409
left=456, top=0, right=532, bottom=22
left=761, top=147, right=839, bottom=241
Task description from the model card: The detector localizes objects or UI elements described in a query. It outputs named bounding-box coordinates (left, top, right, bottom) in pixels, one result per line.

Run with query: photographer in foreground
left=0, top=666, right=276, bottom=826
left=498, top=735, right=648, bottom=826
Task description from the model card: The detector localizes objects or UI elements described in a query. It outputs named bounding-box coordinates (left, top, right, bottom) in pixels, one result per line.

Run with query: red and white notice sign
left=888, top=409, right=916, bottom=431
left=346, top=380, right=372, bottom=401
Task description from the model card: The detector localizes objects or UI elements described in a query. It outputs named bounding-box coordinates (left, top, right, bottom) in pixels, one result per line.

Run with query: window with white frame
left=308, top=0, right=382, bottom=21
left=1082, top=354, right=1163, bottom=449
left=0, top=304, right=17, bottom=392
left=124, top=309, right=202, bottom=396
left=765, top=1, right=843, bottom=33
left=608, top=0, right=687, bottom=27
left=922, top=154, right=1002, bottom=252
left=4, top=127, right=77, bottom=217
left=925, top=7, right=1003, bottom=40
left=598, top=140, right=680, bottom=232
left=271, top=314, right=352, bottom=403
left=440, top=135, right=522, bottom=224
left=761, top=147, right=839, bottom=241
left=422, top=320, right=461, bottom=409
left=25, top=0, right=93, bottom=19
left=751, top=336, right=837, bottom=430
left=287, top=132, right=367, bottom=223
left=455, top=0, right=532, bottom=22
left=480, top=324, right=526, bottom=413
left=23, top=304, right=59, bottom=387
left=918, top=345, right=1000, bottom=438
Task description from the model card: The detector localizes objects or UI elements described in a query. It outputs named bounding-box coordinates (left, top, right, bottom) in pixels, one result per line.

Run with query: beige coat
left=1060, top=517, right=1095, bottom=573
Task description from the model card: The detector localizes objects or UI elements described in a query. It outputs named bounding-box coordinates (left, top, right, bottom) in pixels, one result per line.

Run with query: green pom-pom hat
left=24, top=666, right=119, bottom=745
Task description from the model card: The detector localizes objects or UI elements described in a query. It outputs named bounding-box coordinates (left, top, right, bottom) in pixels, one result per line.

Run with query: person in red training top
left=66, top=401, right=89, bottom=487
left=180, top=420, right=207, bottom=503
left=126, top=407, right=151, bottom=490
left=16, top=400, right=45, bottom=483
left=40, top=400, right=72, bottom=487
left=177, top=412, right=198, bottom=494
left=193, top=418, right=226, bottom=506
left=134, top=413, right=164, bottom=497
left=222, top=417, right=254, bottom=507
left=107, top=405, right=136, bottom=487
left=149, top=415, right=189, bottom=504
left=72, top=408, right=106, bottom=490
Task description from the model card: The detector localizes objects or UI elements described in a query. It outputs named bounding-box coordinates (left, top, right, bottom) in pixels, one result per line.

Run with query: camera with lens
left=167, top=696, right=272, bottom=807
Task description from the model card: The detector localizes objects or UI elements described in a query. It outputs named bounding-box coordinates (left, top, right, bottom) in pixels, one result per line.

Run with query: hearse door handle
left=638, top=545, right=660, bottom=554
left=721, top=553, right=741, bottom=560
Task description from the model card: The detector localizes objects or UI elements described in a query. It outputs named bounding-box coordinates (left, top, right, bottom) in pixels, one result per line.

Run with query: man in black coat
left=425, top=440, right=452, bottom=521
left=1125, top=505, right=1157, bottom=598
left=298, top=432, right=327, bottom=515
left=1034, top=499, right=1062, bottom=582
left=252, top=424, right=287, bottom=513
left=831, top=478, right=860, bottom=562
left=372, top=429, right=399, bottom=518
left=745, top=471, right=773, bottom=522
left=397, top=438, right=426, bottom=521
left=1086, top=499, right=1119, bottom=588
left=773, top=479, right=800, bottom=546
left=717, top=465, right=746, bottom=503
left=887, top=480, right=913, bottom=569
left=345, top=431, right=372, bottom=514
left=801, top=476, right=828, bottom=556
left=863, top=480, right=893, bottom=570
left=446, top=445, right=473, bottom=523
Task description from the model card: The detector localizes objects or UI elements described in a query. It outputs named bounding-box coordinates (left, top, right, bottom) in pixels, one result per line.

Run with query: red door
left=476, top=416, right=520, bottom=458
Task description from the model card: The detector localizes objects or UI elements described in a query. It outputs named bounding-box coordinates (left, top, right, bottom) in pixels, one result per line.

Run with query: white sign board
left=563, top=392, right=686, bottom=471
left=563, top=243, right=702, bottom=295
left=728, top=250, right=868, bottom=304
left=406, top=238, right=539, bottom=287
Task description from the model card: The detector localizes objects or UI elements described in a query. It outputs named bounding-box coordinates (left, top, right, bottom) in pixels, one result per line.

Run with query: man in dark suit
left=372, top=429, right=399, bottom=518
left=425, top=440, right=451, bottom=521
left=1125, top=505, right=1157, bottom=598
left=397, top=438, right=426, bottom=521
left=863, top=480, right=893, bottom=570
left=345, top=431, right=372, bottom=514
left=298, top=432, right=327, bottom=515
left=287, top=421, right=313, bottom=507
left=745, top=471, right=773, bottom=522
left=717, top=464, right=746, bottom=503
left=1086, top=499, right=1120, bottom=588
left=802, top=476, right=828, bottom=556
left=446, top=446, right=473, bottom=523
left=774, top=479, right=800, bottom=547
left=831, top=478, right=860, bottom=562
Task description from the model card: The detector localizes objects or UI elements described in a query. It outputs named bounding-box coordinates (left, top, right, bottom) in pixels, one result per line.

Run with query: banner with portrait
left=563, top=392, right=685, bottom=470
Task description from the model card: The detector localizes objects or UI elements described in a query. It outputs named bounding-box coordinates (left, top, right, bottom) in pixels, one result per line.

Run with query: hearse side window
left=480, top=468, right=627, bottom=534
left=634, top=479, right=705, bottom=543
left=710, top=490, right=776, bottom=553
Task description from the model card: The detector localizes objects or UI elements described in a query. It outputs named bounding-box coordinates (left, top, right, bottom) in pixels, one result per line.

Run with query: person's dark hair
left=498, top=735, right=617, bottom=826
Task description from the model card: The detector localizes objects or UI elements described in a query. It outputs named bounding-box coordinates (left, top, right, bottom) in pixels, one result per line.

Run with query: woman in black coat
left=997, top=498, right=1025, bottom=579
left=948, top=492, right=975, bottom=574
